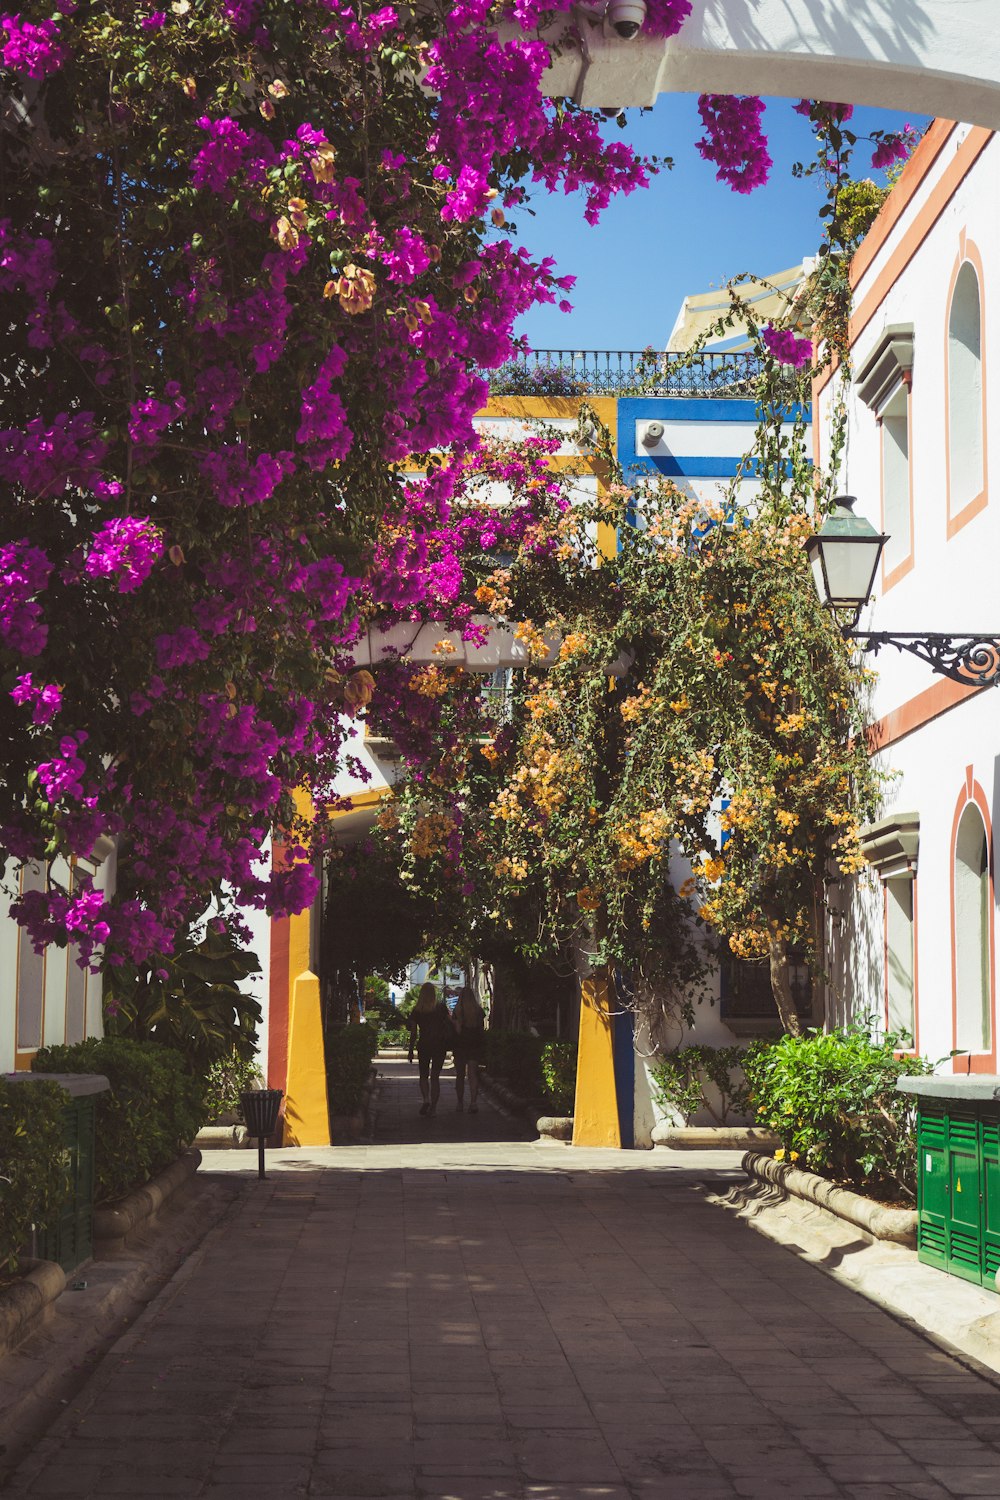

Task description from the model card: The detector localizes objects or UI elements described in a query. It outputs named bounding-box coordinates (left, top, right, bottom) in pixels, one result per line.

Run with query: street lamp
left=805, top=495, right=1000, bottom=687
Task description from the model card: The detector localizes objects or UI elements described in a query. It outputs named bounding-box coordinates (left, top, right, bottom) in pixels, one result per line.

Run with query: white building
left=815, top=118, right=1000, bottom=1073
left=0, top=850, right=113, bottom=1072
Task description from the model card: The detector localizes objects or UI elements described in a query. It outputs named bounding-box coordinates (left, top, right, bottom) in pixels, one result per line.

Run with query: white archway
left=529, top=1, right=1000, bottom=126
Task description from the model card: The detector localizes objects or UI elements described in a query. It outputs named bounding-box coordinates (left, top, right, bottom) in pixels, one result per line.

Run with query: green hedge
left=327, top=1025, right=378, bottom=1115
left=742, top=1026, right=932, bottom=1200
left=34, top=1037, right=205, bottom=1204
left=0, top=1077, right=68, bottom=1277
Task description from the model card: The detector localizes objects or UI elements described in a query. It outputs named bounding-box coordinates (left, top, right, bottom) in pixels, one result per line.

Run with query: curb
left=93, top=1149, right=202, bottom=1252
left=0, top=1260, right=66, bottom=1358
left=742, top=1150, right=918, bottom=1247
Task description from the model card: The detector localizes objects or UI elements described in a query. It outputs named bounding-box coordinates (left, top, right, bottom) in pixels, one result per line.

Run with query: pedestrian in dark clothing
left=452, top=985, right=485, bottom=1114
left=407, top=981, right=454, bottom=1117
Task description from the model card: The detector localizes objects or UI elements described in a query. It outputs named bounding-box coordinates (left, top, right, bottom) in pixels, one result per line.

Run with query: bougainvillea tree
left=0, top=0, right=914, bottom=984
left=0, top=0, right=663, bottom=971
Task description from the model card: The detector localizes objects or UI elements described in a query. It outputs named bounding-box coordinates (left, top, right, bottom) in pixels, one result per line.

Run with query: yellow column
left=282, top=965, right=330, bottom=1147
left=572, top=975, right=621, bottom=1148
left=281, top=786, right=331, bottom=1147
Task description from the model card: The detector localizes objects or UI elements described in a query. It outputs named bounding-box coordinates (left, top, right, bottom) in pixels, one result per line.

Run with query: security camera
left=606, top=0, right=646, bottom=40
left=641, top=420, right=665, bottom=448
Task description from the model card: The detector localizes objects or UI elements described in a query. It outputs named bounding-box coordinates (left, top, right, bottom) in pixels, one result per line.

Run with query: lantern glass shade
left=804, top=497, right=887, bottom=613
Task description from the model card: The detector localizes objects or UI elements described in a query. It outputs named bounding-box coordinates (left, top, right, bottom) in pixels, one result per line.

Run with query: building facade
left=815, top=120, right=1000, bottom=1071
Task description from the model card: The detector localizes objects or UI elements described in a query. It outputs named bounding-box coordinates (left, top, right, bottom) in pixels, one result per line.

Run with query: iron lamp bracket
left=847, top=631, right=1000, bottom=688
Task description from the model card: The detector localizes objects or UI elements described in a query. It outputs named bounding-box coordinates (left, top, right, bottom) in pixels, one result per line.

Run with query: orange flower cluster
left=410, top=812, right=455, bottom=859
left=408, top=665, right=458, bottom=698
left=613, top=807, right=671, bottom=869
left=324, top=263, right=376, bottom=315
left=619, top=682, right=661, bottom=723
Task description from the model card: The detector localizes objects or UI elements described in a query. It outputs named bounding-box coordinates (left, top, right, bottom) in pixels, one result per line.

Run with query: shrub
left=488, top=358, right=590, bottom=397
left=327, top=1025, right=379, bottom=1116
left=741, top=1025, right=933, bottom=1200
left=202, top=1050, right=265, bottom=1124
left=650, top=1044, right=759, bottom=1125
left=540, top=1040, right=577, bottom=1114
left=377, top=1023, right=410, bottom=1048
left=103, top=927, right=261, bottom=1074
left=0, top=1077, right=69, bottom=1277
left=34, top=1038, right=205, bottom=1204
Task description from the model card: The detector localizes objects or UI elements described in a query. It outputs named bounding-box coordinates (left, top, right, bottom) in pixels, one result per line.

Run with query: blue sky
left=510, top=96, right=928, bottom=351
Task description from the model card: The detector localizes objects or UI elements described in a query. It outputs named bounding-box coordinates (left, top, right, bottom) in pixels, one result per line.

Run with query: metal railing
left=486, top=348, right=805, bottom=400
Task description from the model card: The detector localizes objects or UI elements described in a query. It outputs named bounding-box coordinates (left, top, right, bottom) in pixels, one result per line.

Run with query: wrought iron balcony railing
left=486, top=347, right=806, bottom=401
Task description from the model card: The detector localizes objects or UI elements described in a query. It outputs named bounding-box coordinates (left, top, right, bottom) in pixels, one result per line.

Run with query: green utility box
left=898, top=1075, right=1000, bottom=1291
left=3, top=1071, right=108, bottom=1273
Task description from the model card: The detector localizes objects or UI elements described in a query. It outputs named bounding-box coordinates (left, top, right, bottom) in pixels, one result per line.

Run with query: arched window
left=947, top=260, right=985, bottom=521
left=954, top=803, right=992, bottom=1054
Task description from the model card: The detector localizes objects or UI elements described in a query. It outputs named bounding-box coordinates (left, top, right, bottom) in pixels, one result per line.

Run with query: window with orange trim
left=954, top=802, right=991, bottom=1054
left=885, top=876, right=916, bottom=1041
left=880, top=384, right=911, bottom=580
left=947, top=261, right=985, bottom=521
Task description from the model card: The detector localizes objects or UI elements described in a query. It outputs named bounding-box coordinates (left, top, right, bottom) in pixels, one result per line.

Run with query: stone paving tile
left=9, top=1055, right=1000, bottom=1500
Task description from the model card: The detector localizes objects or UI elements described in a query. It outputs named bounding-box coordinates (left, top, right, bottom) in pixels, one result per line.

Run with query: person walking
left=452, top=984, right=486, bottom=1114
left=407, top=981, right=454, bottom=1117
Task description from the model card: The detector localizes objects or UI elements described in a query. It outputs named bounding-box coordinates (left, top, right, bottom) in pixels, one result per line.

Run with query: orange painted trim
left=950, top=768, right=997, bottom=1072
left=867, top=676, right=984, bottom=753
left=267, top=910, right=290, bottom=1094
left=850, top=120, right=956, bottom=290
left=850, top=127, right=994, bottom=351
left=944, top=238, right=989, bottom=539
left=880, top=384, right=915, bottom=593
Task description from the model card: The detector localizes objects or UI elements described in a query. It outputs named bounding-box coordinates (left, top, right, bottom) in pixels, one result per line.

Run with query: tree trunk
left=768, top=933, right=803, bottom=1037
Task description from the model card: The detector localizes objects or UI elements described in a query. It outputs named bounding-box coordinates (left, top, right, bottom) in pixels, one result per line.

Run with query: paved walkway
left=8, top=1057, right=1000, bottom=1499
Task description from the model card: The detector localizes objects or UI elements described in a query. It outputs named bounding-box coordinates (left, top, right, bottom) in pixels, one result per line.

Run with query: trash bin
left=240, top=1088, right=283, bottom=1178
left=898, top=1074, right=1000, bottom=1290
left=3, top=1072, right=109, bottom=1272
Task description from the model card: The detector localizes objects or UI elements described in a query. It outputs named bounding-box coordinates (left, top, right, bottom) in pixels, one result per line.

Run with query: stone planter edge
left=93, top=1148, right=202, bottom=1252
left=194, top=1123, right=249, bottom=1150
left=742, top=1150, right=917, bottom=1247
left=653, top=1124, right=781, bottom=1151
left=0, top=1258, right=66, bottom=1358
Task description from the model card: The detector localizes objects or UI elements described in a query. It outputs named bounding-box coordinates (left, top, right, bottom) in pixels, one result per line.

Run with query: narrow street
left=7, top=1058, right=1000, bottom=1499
